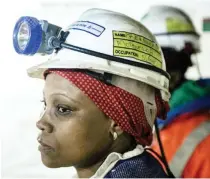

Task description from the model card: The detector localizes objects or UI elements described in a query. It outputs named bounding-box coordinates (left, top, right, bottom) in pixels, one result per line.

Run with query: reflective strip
left=169, top=120, right=210, bottom=177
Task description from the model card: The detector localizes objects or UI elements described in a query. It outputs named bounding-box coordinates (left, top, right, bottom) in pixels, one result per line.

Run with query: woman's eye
left=57, top=105, right=72, bottom=115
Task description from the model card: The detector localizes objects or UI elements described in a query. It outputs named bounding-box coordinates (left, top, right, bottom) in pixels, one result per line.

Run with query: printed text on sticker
left=113, top=31, right=162, bottom=68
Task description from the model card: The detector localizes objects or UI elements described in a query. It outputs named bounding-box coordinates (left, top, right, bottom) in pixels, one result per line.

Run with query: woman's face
left=37, top=73, right=112, bottom=168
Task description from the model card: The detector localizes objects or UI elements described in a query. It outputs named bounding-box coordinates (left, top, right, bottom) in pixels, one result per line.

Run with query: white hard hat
left=141, top=5, right=200, bottom=53
left=27, top=8, right=170, bottom=101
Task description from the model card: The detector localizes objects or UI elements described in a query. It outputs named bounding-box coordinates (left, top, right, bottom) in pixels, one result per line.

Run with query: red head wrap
left=45, top=70, right=168, bottom=146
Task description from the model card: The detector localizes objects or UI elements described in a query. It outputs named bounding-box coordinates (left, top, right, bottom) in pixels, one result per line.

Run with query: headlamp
left=13, top=16, right=62, bottom=55
left=13, top=16, right=170, bottom=79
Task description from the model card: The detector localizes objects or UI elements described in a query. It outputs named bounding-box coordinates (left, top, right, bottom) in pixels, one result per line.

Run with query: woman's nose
left=36, top=111, right=53, bottom=133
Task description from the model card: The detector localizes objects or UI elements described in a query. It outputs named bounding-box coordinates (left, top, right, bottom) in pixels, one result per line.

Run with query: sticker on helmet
left=68, top=21, right=105, bottom=37
left=166, top=17, right=194, bottom=33
left=113, top=31, right=162, bottom=68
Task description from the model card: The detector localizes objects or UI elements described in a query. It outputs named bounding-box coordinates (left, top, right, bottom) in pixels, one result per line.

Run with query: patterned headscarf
left=45, top=69, right=168, bottom=146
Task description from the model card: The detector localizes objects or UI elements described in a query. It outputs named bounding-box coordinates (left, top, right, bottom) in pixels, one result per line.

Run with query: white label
left=69, top=21, right=105, bottom=37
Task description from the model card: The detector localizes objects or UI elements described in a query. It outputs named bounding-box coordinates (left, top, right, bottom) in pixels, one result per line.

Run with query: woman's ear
left=109, top=120, right=123, bottom=140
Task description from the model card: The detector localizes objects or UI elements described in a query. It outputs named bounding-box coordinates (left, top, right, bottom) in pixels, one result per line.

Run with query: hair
left=161, top=47, right=192, bottom=75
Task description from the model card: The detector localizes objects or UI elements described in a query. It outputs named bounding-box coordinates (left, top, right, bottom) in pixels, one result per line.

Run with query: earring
left=113, top=132, right=118, bottom=140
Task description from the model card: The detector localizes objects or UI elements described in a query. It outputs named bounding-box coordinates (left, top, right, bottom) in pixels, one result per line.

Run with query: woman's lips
left=38, top=139, right=55, bottom=153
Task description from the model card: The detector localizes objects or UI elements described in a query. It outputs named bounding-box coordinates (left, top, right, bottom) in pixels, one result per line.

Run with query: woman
left=17, top=8, right=171, bottom=178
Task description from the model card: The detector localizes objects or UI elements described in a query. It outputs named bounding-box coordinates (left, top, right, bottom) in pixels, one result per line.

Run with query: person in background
left=13, top=8, right=172, bottom=178
left=141, top=5, right=210, bottom=178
